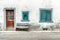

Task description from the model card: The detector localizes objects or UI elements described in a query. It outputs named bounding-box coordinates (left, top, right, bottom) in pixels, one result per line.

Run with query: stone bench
left=16, top=23, right=29, bottom=31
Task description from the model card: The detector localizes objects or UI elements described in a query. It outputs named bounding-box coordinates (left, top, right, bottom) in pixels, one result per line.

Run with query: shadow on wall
left=0, top=23, right=4, bottom=31
left=28, top=23, right=60, bottom=31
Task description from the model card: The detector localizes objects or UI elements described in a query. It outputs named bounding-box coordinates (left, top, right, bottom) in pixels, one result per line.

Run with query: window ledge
left=39, top=21, right=53, bottom=23
left=21, top=20, right=30, bottom=22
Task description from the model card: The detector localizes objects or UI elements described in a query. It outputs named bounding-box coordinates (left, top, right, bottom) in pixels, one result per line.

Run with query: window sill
left=21, top=20, right=30, bottom=22
left=39, top=21, right=53, bottom=23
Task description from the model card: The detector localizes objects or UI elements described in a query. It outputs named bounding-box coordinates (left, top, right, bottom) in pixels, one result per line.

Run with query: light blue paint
left=3, top=8, right=16, bottom=30
left=3, top=8, right=6, bottom=30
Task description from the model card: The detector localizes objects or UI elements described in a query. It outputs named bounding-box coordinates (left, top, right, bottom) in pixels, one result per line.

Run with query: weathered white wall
left=0, top=0, right=59, bottom=29
left=52, top=0, right=60, bottom=23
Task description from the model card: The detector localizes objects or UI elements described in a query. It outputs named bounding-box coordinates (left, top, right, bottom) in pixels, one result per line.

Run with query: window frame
left=39, top=8, right=53, bottom=23
left=21, top=11, right=29, bottom=22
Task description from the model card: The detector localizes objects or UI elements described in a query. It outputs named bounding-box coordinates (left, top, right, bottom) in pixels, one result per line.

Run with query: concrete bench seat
left=16, top=23, right=29, bottom=31
left=16, top=23, right=29, bottom=28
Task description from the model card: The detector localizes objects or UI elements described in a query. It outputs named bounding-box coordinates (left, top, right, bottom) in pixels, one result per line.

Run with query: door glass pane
left=8, top=11, right=14, bottom=20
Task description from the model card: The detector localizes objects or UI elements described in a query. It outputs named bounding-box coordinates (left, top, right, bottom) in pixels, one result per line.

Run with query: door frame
left=4, top=8, right=16, bottom=30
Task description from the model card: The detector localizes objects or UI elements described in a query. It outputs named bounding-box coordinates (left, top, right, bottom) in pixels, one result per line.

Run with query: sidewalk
left=0, top=31, right=60, bottom=40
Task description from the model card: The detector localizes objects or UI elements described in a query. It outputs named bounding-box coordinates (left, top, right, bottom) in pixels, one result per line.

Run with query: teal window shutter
left=46, top=10, right=52, bottom=22
left=40, top=9, right=52, bottom=22
left=40, top=10, right=47, bottom=22
left=22, top=11, right=29, bottom=21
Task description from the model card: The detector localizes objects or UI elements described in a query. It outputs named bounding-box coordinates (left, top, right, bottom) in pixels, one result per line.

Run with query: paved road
left=0, top=31, right=60, bottom=40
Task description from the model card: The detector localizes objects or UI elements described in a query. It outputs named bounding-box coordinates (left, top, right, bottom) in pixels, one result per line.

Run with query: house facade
left=0, top=0, right=60, bottom=31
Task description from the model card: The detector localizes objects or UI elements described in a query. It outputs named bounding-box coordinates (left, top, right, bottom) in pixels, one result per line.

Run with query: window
left=22, top=11, right=29, bottom=21
left=8, top=11, right=14, bottom=20
left=40, top=9, right=52, bottom=22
